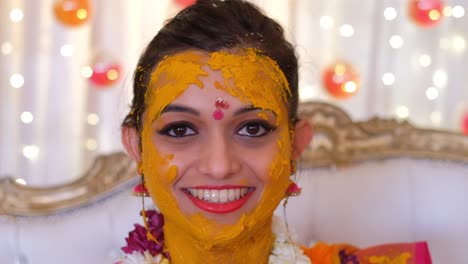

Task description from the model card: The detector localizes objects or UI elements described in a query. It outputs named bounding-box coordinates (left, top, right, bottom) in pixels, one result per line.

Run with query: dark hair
left=122, top=0, right=298, bottom=130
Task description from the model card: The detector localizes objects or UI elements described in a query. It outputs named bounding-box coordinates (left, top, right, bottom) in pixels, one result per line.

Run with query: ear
left=291, top=119, right=313, bottom=160
left=121, top=126, right=142, bottom=163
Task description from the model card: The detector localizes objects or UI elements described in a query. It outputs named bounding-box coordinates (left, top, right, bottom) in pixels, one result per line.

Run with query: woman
left=120, top=0, right=431, bottom=263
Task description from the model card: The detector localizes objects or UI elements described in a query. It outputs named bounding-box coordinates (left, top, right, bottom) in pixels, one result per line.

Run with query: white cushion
left=281, top=158, right=468, bottom=264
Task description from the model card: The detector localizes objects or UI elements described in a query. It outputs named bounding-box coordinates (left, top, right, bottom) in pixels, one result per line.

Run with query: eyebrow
left=161, top=104, right=200, bottom=116
left=233, top=105, right=277, bottom=117
left=160, top=104, right=277, bottom=117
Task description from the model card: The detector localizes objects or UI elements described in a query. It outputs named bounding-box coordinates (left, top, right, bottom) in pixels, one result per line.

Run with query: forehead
left=144, top=49, right=290, bottom=120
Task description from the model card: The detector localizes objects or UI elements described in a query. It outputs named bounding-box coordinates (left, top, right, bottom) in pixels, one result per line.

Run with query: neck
left=163, top=217, right=274, bottom=264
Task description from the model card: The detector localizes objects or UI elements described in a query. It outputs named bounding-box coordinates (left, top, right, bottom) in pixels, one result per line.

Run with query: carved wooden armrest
left=0, top=152, right=137, bottom=216
left=298, top=102, right=468, bottom=168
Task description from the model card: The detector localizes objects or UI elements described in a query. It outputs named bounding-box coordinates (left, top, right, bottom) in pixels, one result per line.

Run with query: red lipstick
left=184, top=186, right=254, bottom=214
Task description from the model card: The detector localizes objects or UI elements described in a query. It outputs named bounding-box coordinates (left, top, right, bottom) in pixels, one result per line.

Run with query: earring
left=133, top=167, right=150, bottom=197
left=286, top=161, right=301, bottom=196
left=286, top=180, right=301, bottom=196
left=133, top=172, right=158, bottom=243
left=132, top=181, right=150, bottom=197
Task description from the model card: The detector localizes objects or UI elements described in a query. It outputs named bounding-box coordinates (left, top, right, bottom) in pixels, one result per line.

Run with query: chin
left=201, top=211, right=246, bottom=225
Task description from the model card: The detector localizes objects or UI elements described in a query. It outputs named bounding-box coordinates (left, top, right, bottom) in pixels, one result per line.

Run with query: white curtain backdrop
left=1, top=0, right=467, bottom=186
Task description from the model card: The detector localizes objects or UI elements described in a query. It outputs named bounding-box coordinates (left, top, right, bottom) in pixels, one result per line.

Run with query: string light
left=60, top=44, right=74, bottom=57
left=21, top=111, right=34, bottom=123
left=22, top=145, right=40, bottom=160
left=85, top=139, right=98, bottom=151
left=440, top=35, right=466, bottom=53
left=452, top=5, right=465, bottom=18
left=87, top=113, right=100, bottom=125
left=432, top=69, right=447, bottom=87
left=9, top=8, right=24, bottom=22
left=10, top=73, right=24, bottom=88
left=81, top=66, right=93, bottom=78
left=1, top=42, right=13, bottom=55
left=395, top=105, right=409, bottom=119
left=430, top=111, right=442, bottom=124
left=106, top=69, right=119, bottom=81
left=389, top=35, right=404, bottom=49
left=425, top=87, right=439, bottom=100
left=76, top=9, right=88, bottom=20
left=443, top=6, right=452, bottom=17
left=384, top=7, right=397, bottom=21
left=299, top=84, right=319, bottom=101
left=15, top=178, right=27, bottom=185
left=428, top=9, right=441, bottom=21
left=451, top=35, right=466, bottom=53
left=344, top=81, right=357, bottom=93
left=418, top=54, right=432, bottom=67
left=382, top=72, right=395, bottom=86
left=319, top=16, right=334, bottom=29
left=339, top=24, right=354, bottom=37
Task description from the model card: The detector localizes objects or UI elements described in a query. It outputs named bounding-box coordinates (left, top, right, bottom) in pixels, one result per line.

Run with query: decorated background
left=0, top=0, right=467, bottom=186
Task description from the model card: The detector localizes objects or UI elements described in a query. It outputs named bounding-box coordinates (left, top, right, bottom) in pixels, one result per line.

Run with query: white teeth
left=219, top=190, right=228, bottom=203
left=210, top=190, right=219, bottom=203
left=228, top=189, right=235, bottom=201
left=235, top=189, right=240, bottom=200
left=203, top=190, right=211, bottom=201
left=187, top=187, right=251, bottom=203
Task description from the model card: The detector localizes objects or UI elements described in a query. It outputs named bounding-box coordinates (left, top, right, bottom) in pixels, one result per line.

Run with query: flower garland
left=118, top=210, right=311, bottom=264
left=269, top=214, right=312, bottom=264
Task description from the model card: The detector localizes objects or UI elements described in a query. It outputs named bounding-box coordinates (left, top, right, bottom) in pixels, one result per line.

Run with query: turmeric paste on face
left=140, top=49, right=293, bottom=263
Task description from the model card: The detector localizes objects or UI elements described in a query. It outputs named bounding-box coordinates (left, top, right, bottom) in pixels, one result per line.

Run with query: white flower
left=268, top=217, right=311, bottom=264
left=119, top=251, right=164, bottom=264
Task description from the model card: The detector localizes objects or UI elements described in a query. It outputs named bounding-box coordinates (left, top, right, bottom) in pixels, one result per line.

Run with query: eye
left=236, top=121, right=276, bottom=137
left=157, top=122, right=198, bottom=138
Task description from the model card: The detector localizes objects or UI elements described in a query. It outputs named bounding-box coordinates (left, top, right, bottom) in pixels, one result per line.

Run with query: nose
left=197, top=132, right=241, bottom=179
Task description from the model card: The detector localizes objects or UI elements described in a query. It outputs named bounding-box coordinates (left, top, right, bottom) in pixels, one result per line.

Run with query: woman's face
left=150, top=71, right=282, bottom=224
left=132, top=49, right=300, bottom=241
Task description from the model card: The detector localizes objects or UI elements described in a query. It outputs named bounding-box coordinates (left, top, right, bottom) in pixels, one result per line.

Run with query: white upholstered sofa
left=1, top=102, right=467, bottom=264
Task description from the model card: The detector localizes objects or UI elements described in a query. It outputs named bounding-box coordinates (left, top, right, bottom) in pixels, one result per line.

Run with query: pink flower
left=121, top=210, right=169, bottom=259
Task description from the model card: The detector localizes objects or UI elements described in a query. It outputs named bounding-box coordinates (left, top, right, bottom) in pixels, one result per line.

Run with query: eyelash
left=236, top=120, right=276, bottom=137
left=157, top=122, right=198, bottom=138
left=156, top=120, right=276, bottom=138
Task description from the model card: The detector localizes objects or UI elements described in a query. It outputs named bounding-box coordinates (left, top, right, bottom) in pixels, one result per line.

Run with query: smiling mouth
left=183, top=186, right=255, bottom=214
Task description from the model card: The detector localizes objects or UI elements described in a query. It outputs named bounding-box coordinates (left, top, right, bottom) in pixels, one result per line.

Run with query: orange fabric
left=301, top=241, right=432, bottom=264
left=355, top=242, right=431, bottom=264
left=301, top=242, right=358, bottom=264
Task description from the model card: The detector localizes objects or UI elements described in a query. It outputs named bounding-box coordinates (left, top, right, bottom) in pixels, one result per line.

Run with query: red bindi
left=213, top=97, right=229, bottom=120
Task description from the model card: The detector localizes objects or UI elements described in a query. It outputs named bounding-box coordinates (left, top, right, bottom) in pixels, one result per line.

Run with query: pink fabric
left=414, top=242, right=432, bottom=264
